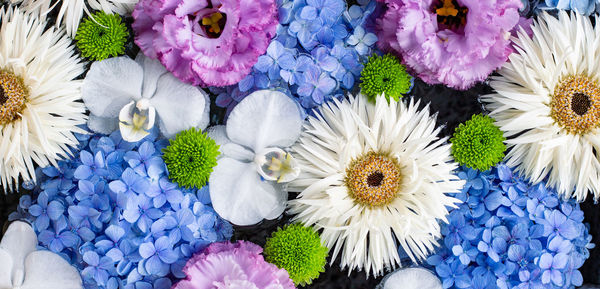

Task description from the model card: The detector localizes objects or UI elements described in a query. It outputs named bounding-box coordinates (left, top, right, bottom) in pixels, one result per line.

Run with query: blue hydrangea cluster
left=212, top=0, right=379, bottom=115
left=536, top=0, right=600, bottom=15
left=9, top=130, right=233, bottom=289
left=427, top=164, right=593, bottom=289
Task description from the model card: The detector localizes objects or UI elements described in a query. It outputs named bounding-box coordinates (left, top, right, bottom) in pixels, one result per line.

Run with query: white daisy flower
left=482, top=12, right=600, bottom=201
left=0, top=7, right=87, bottom=193
left=287, top=94, right=463, bottom=277
left=10, top=0, right=136, bottom=37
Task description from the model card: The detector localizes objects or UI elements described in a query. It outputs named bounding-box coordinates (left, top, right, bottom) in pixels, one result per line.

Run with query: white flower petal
left=481, top=12, right=600, bottom=200
left=87, top=114, right=119, bottom=135
left=82, top=56, right=143, bottom=119
left=207, top=125, right=254, bottom=161
left=226, top=90, right=303, bottom=152
left=209, top=157, right=286, bottom=226
left=287, top=94, right=463, bottom=277
left=378, top=268, right=442, bottom=289
left=149, top=73, right=210, bottom=138
left=18, top=0, right=135, bottom=36
left=20, top=251, right=83, bottom=289
left=0, top=8, right=87, bottom=192
left=135, top=53, right=168, bottom=99
left=207, top=125, right=231, bottom=148
left=0, top=249, right=13, bottom=288
left=0, top=221, right=38, bottom=285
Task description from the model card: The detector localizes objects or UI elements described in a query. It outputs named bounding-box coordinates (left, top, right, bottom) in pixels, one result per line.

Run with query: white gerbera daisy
left=481, top=12, right=600, bottom=201
left=0, top=7, right=86, bottom=192
left=11, top=0, right=136, bottom=37
left=287, top=94, right=463, bottom=277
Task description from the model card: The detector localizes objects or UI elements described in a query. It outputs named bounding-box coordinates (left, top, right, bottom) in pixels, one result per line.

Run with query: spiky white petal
left=481, top=12, right=600, bottom=201
left=287, top=94, right=463, bottom=277
left=0, top=7, right=87, bottom=192
left=12, top=0, right=136, bottom=37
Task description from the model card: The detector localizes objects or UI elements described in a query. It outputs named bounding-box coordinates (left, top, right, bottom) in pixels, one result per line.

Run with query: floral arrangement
left=482, top=11, right=600, bottom=202
left=288, top=93, right=464, bottom=277
left=264, top=223, right=329, bottom=285
left=1, top=0, right=600, bottom=288
left=211, top=0, right=382, bottom=114
left=173, top=241, right=295, bottom=289
left=375, top=0, right=527, bottom=90
left=427, top=164, right=593, bottom=289
left=0, top=221, right=83, bottom=288
left=9, top=130, right=232, bottom=288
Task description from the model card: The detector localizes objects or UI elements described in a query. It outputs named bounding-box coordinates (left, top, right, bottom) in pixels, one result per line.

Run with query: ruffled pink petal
left=174, top=241, right=294, bottom=289
left=376, top=0, right=526, bottom=90
left=174, top=0, right=208, bottom=17
left=133, top=0, right=277, bottom=87
left=238, top=0, right=277, bottom=30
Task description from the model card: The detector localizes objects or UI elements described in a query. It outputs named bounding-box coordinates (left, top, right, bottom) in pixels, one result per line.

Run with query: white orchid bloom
left=207, top=90, right=303, bottom=226
left=0, top=221, right=83, bottom=289
left=377, top=268, right=442, bottom=289
left=82, top=53, right=210, bottom=142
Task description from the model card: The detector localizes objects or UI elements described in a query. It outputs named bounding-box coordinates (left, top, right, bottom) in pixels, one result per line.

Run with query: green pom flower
left=450, top=114, right=506, bottom=171
left=360, top=54, right=412, bottom=102
left=162, top=128, right=220, bottom=188
left=75, top=11, right=128, bottom=61
left=264, top=223, right=328, bottom=286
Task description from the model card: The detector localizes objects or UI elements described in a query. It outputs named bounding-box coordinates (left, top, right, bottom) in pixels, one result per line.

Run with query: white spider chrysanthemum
left=287, top=94, right=464, bottom=277
left=10, top=0, right=136, bottom=37
left=482, top=12, right=600, bottom=201
left=0, top=7, right=87, bottom=192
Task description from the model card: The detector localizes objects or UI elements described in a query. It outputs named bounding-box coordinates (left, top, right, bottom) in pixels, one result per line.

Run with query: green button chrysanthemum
left=450, top=114, right=506, bottom=171
left=264, top=223, right=328, bottom=286
left=75, top=11, right=128, bottom=61
left=162, top=128, right=220, bottom=189
left=360, top=54, right=412, bottom=102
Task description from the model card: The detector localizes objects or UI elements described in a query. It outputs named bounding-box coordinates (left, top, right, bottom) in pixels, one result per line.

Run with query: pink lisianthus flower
left=172, top=241, right=296, bottom=289
left=132, top=0, right=277, bottom=87
left=376, top=0, right=526, bottom=90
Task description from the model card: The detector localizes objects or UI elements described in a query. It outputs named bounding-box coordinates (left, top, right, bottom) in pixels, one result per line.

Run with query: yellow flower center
left=433, top=0, right=468, bottom=32
left=0, top=70, right=28, bottom=125
left=201, top=12, right=226, bottom=38
left=345, top=151, right=403, bottom=207
left=550, top=75, right=600, bottom=134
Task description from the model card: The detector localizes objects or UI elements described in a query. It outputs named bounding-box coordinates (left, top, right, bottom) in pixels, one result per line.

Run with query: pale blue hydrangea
left=427, top=164, right=593, bottom=289
left=10, top=129, right=232, bottom=289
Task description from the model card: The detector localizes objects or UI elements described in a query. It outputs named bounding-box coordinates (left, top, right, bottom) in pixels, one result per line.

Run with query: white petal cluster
left=482, top=12, right=600, bottom=201
left=288, top=94, right=463, bottom=277
left=0, top=7, right=86, bottom=192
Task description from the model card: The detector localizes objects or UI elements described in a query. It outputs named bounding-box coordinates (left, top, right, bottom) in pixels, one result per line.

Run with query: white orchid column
left=208, top=90, right=304, bottom=226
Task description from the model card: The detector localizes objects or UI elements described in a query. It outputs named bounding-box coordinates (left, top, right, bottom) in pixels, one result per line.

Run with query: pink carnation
left=376, top=0, right=526, bottom=90
left=172, top=241, right=296, bottom=289
left=132, top=0, right=277, bottom=87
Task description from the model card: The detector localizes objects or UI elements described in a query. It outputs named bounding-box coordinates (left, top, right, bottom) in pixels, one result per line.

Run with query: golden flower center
left=550, top=75, right=600, bottom=134
left=201, top=12, right=226, bottom=38
left=433, top=0, right=468, bottom=32
left=345, top=151, right=403, bottom=207
left=0, top=70, right=28, bottom=125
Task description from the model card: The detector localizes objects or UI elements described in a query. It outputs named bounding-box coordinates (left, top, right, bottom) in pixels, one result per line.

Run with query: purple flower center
left=432, top=0, right=468, bottom=33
